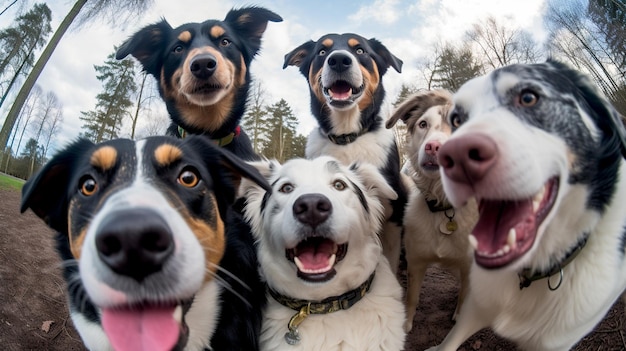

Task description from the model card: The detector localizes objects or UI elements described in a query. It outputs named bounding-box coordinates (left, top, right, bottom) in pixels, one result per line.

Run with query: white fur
left=429, top=67, right=626, bottom=351
left=243, top=156, right=406, bottom=350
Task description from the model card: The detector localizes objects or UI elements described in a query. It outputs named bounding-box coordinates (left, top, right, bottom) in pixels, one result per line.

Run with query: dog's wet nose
left=96, top=208, right=174, bottom=282
left=327, top=52, right=353, bottom=73
left=424, top=140, right=442, bottom=156
left=190, top=53, right=217, bottom=79
left=293, top=194, right=332, bottom=228
left=438, top=134, right=498, bottom=185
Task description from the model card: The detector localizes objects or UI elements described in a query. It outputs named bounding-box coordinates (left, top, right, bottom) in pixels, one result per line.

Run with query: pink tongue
left=102, top=306, right=179, bottom=351
left=330, top=82, right=352, bottom=100
left=474, top=199, right=533, bottom=253
left=297, top=240, right=334, bottom=270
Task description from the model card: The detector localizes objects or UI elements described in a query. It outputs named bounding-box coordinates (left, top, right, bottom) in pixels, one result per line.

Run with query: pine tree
left=262, top=99, right=299, bottom=162
left=432, top=45, right=483, bottom=92
left=80, top=50, right=137, bottom=142
left=242, top=80, right=270, bottom=153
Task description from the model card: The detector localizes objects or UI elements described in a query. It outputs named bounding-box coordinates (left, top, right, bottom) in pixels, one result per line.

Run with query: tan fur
left=210, top=25, right=225, bottom=38
left=90, top=146, right=117, bottom=171
left=178, top=30, right=192, bottom=43
left=391, top=90, right=478, bottom=332
left=154, top=144, right=183, bottom=166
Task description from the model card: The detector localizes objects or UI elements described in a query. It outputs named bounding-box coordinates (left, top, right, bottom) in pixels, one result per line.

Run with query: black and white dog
left=284, top=33, right=407, bottom=273
left=241, top=156, right=406, bottom=350
left=429, top=60, right=626, bottom=351
left=21, top=136, right=271, bottom=351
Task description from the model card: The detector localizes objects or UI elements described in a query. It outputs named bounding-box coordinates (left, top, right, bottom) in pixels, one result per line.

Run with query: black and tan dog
left=116, top=7, right=282, bottom=160
left=21, top=135, right=271, bottom=351
left=284, top=33, right=407, bottom=273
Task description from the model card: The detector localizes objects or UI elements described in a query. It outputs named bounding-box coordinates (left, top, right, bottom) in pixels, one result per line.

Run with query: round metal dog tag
left=439, top=220, right=457, bottom=234
left=285, top=329, right=301, bottom=345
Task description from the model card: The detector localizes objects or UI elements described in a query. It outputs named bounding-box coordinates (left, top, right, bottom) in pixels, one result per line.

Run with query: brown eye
left=220, top=38, right=231, bottom=47
left=178, top=169, right=199, bottom=188
left=450, top=113, right=461, bottom=128
left=519, top=90, right=538, bottom=107
left=80, top=177, right=98, bottom=196
left=279, top=183, right=294, bottom=193
left=418, top=120, right=428, bottom=129
left=333, top=180, right=347, bottom=191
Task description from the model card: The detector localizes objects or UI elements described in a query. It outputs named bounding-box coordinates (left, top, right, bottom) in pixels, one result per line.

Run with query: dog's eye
left=318, top=49, right=326, bottom=56
left=80, top=177, right=98, bottom=196
left=355, top=48, right=364, bottom=55
left=450, top=113, right=462, bottom=128
left=418, top=120, right=428, bottom=129
left=279, top=183, right=294, bottom=193
left=333, top=180, right=347, bottom=191
left=519, top=90, right=539, bottom=107
left=172, top=45, right=184, bottom=53
left=220, top=38, right=231, bottom=47
left=178, top=169, right=199, bottom=188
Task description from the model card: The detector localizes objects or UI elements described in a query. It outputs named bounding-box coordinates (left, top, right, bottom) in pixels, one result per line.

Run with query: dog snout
left=424, top=140, right=442, bottom=156
left=327, top=52, right=353, bottom=73
left=95, top=208, right=174, bottom=282
left=293, top=194, right=332, bottom=228
left=190, top=53, right=217, bottom=79
left=438, top=134, right=498, bottom=185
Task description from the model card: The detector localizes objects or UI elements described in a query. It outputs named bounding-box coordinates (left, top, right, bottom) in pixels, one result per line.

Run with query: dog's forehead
left=317, top=33, right=368, bottom=50
left=274, top=157, right=347, bottom=183
left=173, top=20, right=237, bottom=45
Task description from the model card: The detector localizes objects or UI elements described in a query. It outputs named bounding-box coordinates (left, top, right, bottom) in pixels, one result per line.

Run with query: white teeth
left=507, top=229, right=517, bottom=249
left=532, top=185, right=546, bottom=212
left=469, top=234, right=478, bottom=250
left=173, top=305, right=182, bottom=324
left=294, top=254, right=336, bottom=274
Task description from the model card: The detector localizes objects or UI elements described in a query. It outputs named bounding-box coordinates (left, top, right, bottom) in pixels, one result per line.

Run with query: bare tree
left=41, top=106, right=63, bottom=160
left=2, top=84, right=42, bottom=172
left=28, top=91, right=60, bottom=176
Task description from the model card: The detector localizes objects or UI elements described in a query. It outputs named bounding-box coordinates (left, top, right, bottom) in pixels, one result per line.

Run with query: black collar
left=518, top=233, right=589, bottom=290
left=177, top=125, right=241, bottom=146
left=322, top=127, right=369, bottom=145
left=268, top=272, right=375, bottom=344
left=426, top=199, right=453, bottom=212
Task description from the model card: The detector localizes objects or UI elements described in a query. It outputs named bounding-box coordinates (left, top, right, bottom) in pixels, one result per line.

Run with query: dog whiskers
left=205, top=267, right=252, bottom=308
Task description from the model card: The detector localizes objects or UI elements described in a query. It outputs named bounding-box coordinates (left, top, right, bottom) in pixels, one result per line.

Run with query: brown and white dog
left=241, top=156, right=406, bottom=350
left=284, top=33, right=407, bottom=274
left=387, top=90, right=478, bottom=333
left=429, top=60, right=626, bottom=350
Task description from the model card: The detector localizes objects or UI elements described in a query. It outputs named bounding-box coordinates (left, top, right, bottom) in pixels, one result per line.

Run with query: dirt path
left=1, top=187, right=624, bottom=350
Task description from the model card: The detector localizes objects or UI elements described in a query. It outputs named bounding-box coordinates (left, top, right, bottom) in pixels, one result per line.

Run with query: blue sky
left=0, top=0, right=548, bottom=154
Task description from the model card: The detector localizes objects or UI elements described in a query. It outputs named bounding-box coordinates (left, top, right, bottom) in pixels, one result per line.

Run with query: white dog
left=429, top=60, right=626, bottom=351
left=242, top=156, right=406, bottom=351
left=387, top=90, right=478, bottom=333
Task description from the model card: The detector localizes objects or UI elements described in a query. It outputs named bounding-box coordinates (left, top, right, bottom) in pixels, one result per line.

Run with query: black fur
left=116, top=7, right=282, bottom=161
left=21, top=135, right=271, bottom=350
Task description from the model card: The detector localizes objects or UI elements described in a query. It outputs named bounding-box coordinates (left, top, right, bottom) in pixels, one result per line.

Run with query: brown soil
left=1, top=187, right=624, bottom=350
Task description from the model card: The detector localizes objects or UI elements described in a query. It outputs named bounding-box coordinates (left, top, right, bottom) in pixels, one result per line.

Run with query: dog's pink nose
left=293, top=194, right=332, bottom=228
left=424, top=140, right=441, bottom=156
left=438, top=134, right=498, bottom=184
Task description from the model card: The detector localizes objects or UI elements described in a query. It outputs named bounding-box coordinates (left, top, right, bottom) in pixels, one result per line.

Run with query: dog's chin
left=419, top=162, right=440, bottom=177
left=470, top=176, right=559, bottom=269
left=322, top=80, right=364, bottom=109
left=286, top=237, right=348, bottom=283
left=100, top=300, right=191, bottom=351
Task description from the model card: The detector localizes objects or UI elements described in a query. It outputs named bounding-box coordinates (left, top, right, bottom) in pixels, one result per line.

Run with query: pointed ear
left=350, top=162, right=397, bottom=201
left=386, top=89, right=452, bottom=129
left=283, top=40, right=316, bottom=69
left=116, top=19, right=172, bottom=76
left=21, top=139, right=95, bottom=232
left=224, top=6, right=282, bottom=58
left=368, top=38, right=402, bottom=74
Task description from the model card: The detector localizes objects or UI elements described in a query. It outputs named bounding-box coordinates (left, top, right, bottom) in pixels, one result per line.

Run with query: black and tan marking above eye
left=90, top=146, right=117, bottom=172
left=154, top=144, right=183, bottom=167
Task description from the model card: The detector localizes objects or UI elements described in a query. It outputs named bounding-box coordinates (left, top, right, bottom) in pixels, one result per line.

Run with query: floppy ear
left=116, top=19, right=172, bottom=77
left=21, top=139, right=95, bottom=232
left=350, top=162, right=397, bottom=201
left=368, top=38, right=402, bottom=74
left=386, top=89, right=453, bottom=129
left=283, top=40, right=316, bottom=69
left=224, top=6, right=283, bottom=59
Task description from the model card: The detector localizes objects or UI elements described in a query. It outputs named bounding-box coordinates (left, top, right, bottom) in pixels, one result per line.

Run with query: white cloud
left=349, top=0, right=402, bottom=26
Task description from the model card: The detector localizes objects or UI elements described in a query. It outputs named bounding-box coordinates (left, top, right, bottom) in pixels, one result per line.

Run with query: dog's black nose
left=95, top=208, right=174, bottom=282
left=190, top=53, right=217, bottom=79
left=327, top=52, right=353, bottom=73
left=293, top=194, right=332, bottom=228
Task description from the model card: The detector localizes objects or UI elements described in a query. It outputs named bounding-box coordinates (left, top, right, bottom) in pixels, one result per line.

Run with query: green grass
left=0, top=173, right=24, bottom=191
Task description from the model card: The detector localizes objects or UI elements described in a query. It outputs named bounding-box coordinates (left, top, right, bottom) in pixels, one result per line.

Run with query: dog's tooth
left=469, top=234, right=478, bottom=251
left=294, top=257, right=305, bottom=271
left=502, top=244, right=511, bottom=254
left=533, top=185, right=546, bottom=212
left=173, top=305, right=182, bottom=324
left=328, top=254, right=336, bottom=268
left=507, top=229, right=517, bottom=249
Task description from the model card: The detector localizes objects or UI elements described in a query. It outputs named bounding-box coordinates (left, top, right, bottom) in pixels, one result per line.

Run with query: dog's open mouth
left=322, top=80, right=364, bottom=107
left=190, top=82, right=223, bottom=95
left=470, top=177, right=559, bottom=269
left=286, top=237, right=348, bottom=282
left=101, top=301, right=189, bottom=351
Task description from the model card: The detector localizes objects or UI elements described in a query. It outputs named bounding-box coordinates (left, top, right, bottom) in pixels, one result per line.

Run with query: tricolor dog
left=21, top=135, right=271, bottom=351
left=241, top=156, right=406, bottom=350
left=116, top=7, right=282, bottom=160
left=284, top=33, right=407, bottom=273
left=429, top=60, right=626, bottom=350
left=386, top=89, right=478, bottom=333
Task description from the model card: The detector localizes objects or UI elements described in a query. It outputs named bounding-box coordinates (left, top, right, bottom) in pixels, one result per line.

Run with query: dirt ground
left=1, top=187, right=624, bottom=350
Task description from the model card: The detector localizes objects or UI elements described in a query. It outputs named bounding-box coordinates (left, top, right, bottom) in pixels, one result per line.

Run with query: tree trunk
left=0, top=51, right=32, bottom=109
left=0, top=0, right=87, bottom=152
left=130, top=72, right=147, bottom=140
